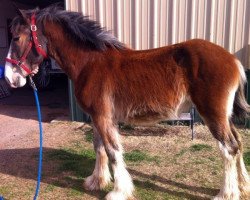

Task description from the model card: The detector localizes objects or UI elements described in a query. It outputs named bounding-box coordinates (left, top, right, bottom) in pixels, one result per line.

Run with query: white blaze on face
left=5, top=45, right=27, bottom=88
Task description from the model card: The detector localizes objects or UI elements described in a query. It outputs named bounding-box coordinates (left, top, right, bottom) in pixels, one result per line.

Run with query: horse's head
left=5, top=8, right=47, bottom=88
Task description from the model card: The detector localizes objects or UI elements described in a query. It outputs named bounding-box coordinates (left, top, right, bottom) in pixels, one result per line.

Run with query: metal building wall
left=66, top=0, right=250, bottom=67
left=65, top=0, right=250, bottom=122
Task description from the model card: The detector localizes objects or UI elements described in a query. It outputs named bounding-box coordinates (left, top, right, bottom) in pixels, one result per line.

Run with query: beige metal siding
left=66, top=0, right=250, bottom=68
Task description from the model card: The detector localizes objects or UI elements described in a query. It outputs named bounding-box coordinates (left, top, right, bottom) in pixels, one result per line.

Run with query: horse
left=4, top=5, right=250, bottom=200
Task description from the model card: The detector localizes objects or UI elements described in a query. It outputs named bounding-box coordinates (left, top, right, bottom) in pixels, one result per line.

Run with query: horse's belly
left=124, top=108, right=176, bottom=126
left=120, top=96, right=192, bottom=126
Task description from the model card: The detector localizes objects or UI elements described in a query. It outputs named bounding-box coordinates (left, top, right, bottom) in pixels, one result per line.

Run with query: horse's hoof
left=84, top=173, right=111, bottom=191
left=212, top=193, right=240, bottom=200
left=84, top=175, right=100, bottom=191
left=105, top=191, right=129, bottom=200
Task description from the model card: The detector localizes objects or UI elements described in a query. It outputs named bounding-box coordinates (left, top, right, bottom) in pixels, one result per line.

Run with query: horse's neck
left=44, top=22, right=98, bottom=82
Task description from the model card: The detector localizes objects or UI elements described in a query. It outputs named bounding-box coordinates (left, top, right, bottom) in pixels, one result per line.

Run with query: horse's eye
left=13, top=37, right=20, bottom=41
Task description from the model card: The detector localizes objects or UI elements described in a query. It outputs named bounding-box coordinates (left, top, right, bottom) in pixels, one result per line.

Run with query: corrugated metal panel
left=66, top=0, right=250, bottom=68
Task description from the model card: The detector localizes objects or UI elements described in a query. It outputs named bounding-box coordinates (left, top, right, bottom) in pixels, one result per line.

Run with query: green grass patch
left=243, top=151, right=250, bottom=166
left=44, top=184, right=55, bottom=193
left=175, top=172, right=187, bottom=179
left=175, top=149, right=187, bottom=157
left=47, top=148, right=75, bottom=160
left=124, top=149, right=160, bottom=163
left=193, top=159, right=206, bottom=165
left=190, top=144, right=212, bottom=152
left=0, top=186, right=9, bottom=193
left=23, top=186, right=34, bottom=198
left=85, top=129, right=93, bottom=143
left=68, top=188, right=83, bottom=197
left=134, top=180, right=159, bottom=200
left=80, top=149, right=96, bottom=160
left=0, top=186, right=12, bottom=197
left=46, top=147, right=95, bottom=178
left=208, top=156, right=216, bottom=162
left=136, top=188, right=158, bottom=200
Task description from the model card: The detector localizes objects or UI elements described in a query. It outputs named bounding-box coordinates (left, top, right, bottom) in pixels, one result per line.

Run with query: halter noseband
left=6, top=13, right=47, bottom=75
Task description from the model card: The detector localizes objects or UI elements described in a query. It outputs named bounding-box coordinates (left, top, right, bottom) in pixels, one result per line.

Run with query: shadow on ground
left=0, top=147, right=107, bottom=199
left=129, top=169, right=218, bottom=200
left=0, top=148, right=218, bottom=199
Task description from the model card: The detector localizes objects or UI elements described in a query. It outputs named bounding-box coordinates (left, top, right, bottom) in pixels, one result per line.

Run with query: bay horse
left=4, top=5, right=250, bottom=200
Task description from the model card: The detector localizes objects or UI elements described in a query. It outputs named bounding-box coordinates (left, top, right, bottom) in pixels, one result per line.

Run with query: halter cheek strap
left=30, top=14, right=47, bottom=58
left=5, top=13, right=47, bottom=75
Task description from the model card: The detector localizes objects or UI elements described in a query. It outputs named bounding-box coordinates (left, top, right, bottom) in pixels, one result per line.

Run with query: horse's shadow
left=129, top=169, right=218, bottom=200
left=0, top=148, right=218, bottom=200
left=0, top=148, right=104, bottom=199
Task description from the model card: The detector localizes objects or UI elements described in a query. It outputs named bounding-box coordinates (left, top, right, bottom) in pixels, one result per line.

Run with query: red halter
left=6, top=13, right=47, bottom=75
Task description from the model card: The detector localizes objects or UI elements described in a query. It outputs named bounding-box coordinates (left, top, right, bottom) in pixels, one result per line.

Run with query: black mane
left=35, top=5, right=126, bottom=51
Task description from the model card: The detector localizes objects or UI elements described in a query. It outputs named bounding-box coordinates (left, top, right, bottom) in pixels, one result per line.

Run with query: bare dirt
left=0, top=105, right=68, bottom=149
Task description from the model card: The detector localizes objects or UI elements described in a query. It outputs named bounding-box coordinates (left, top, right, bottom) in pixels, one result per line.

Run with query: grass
left=47, top=147, right=161, bottom=187
left=243, top=151, right=250, bottom=171
left=125, top=149, right=160, bottom=164
left=0, top=186, right=12, bottom=197
left=46, top=147, right=95, bottom=178
left=175, top=173, right=187, bottom=179
left=68, top=188, right=83, bottom=197
left=134, top=180, right=161, bottom=200
left=85, top=129, right=93, bottom=143
left=174, top=144, right=213, bottom=159
left=44, top=184, right=56, bottom=193
left=244, top=151, right=250, bottom=166
left=189, top=144, right=212, bottom=152
left=175, top=149, right=188, bottom=157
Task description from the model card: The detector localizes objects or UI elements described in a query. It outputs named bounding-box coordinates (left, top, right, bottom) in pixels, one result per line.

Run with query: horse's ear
left=17, top=9, right=33, bottom=25
left=17, top=9, right=28, bottom=19
left=11, top=2, right=27, bottom=19
left=34, top=7, right=40, bottom=12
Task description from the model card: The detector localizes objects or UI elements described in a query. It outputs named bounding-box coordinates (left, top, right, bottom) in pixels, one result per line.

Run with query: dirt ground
left=0, top=83, right=69, bottom=149
left=0, top=88, right=250, bottom=200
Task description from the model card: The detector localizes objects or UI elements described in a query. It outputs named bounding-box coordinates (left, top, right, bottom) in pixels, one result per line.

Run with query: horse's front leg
left=93, top=115, right=134, bottom=200
left=84, top=126, right=111, bottom=190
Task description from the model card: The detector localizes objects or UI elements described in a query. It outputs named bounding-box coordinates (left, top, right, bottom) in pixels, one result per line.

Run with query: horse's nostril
left=16, top=76, right=20, bottom=87
left=13, top=82, right=18, bottom=87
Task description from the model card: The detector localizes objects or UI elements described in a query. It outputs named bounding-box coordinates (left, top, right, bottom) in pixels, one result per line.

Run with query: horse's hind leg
left=206, top=119, right=240, bottom=200
left=92, top=115, right=134, bottom=200
left=84, top=126, right=111, bottom=190
left=230, top=123, right=250, bottom=199
left=193, top=98, right=240, bottom=198
left=203, top=117, right=250, bottom=200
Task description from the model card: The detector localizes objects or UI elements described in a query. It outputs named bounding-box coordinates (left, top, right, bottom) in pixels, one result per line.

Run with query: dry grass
left=0, top=122, right=249, bottom=200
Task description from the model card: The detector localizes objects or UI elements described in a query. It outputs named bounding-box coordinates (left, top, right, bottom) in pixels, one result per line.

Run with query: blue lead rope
left=30, top=76, right=43, bottom=200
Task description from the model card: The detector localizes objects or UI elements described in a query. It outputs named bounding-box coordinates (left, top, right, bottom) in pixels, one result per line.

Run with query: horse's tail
left=233, top=59, right=250, bottom=119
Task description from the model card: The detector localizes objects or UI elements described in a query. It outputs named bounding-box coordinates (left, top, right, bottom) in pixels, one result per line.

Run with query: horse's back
left=77, top=39, right=241, bottom=125
left=112, top=39, right=241, bottom=124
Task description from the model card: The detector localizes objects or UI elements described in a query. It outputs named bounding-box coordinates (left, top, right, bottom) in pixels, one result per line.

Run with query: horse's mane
left=35, top=5, right=126, bottom=51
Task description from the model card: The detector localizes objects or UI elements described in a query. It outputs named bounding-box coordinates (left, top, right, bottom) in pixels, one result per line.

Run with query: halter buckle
left=31, top=25, right=37, bottom=32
